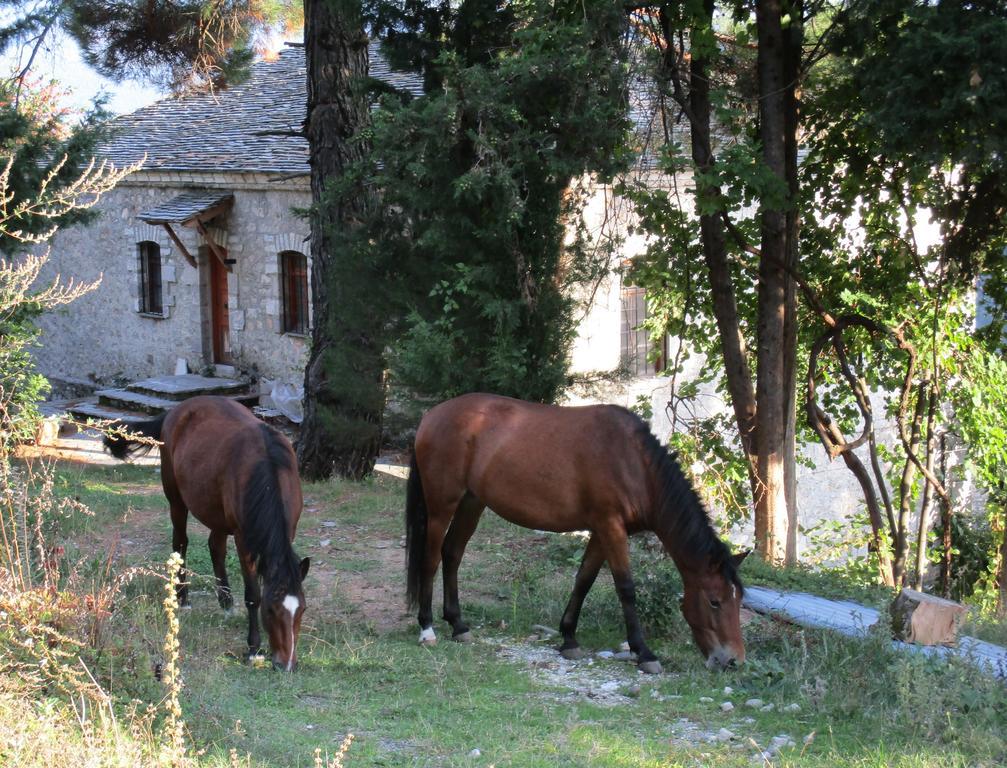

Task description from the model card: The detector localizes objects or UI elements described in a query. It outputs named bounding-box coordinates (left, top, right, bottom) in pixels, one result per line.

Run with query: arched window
left=280, top=250, right=308, bottom=335
left=138, top=241, right=163, bottom=315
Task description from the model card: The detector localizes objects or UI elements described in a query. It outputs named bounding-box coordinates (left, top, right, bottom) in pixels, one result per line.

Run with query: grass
left=2, top=459, right=1005, bottom=767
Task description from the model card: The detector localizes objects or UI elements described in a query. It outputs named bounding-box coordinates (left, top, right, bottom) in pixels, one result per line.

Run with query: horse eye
left=709, top=599, right=721, bottom=610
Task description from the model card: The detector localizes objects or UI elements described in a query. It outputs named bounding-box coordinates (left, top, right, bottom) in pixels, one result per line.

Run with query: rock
left=532, top=624, right=558, bottom=637
left=319, top=539, right=331, bottom=548
left=761, top=703, right=775, bottom=712
left=320, top=521, right=336, bottom=528
left=769, top=735, right=793, bottom=750
left=620, top=641, right=631, bottom=652
left=720, top=701, right=734, bottom=712
left=613, top=651, right=635, bottom=660
left=723, top=686, right=734, bottom=695
left=469, top=748, right=481, bottom=758
left=596, top=650, right=615, bottom=659
left=784, top=703, right=801, bottom=713
left=699, top=696, right=713, bottom=703
left=744, top=698, right=764, bottom=708
left=716, top=728, right=735, bottom=742
left=626, top=684, right=641, bottom=698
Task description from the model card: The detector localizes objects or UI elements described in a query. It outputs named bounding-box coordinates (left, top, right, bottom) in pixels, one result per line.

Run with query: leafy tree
left=799, top=0, right=1007, bottom=593
left=0, top=71, right=126, bottom=446
left=360, top=0, right=631, bottom=403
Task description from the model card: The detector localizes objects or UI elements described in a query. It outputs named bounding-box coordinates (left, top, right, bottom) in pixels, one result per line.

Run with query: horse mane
left=627, top=413, right=744, bottom=595
left=240, top=424, right=302, bottom=594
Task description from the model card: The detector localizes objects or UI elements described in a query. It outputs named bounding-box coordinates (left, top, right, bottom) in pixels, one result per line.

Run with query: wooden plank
left=195, top=220, right=231, bottom=272
left=161, top=224, right=197, bottom=268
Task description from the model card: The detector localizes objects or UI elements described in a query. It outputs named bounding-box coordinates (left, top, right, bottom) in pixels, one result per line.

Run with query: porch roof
left=138, top=190, right=234, bottom=225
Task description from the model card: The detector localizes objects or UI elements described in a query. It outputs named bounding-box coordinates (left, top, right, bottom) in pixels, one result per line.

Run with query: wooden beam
left=181, top=196, right=233, bottom=227
left=195, top=220, right=231, bottom=272
left=161, top=224, right=197, bottom=268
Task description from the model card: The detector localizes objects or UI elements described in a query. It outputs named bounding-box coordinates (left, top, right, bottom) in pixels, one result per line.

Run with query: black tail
left=405, top=450, right=428, bottom=610
left=103, top=413, right=167, bottom=460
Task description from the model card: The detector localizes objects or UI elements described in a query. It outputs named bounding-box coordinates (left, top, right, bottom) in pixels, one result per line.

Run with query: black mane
left=240, top=424, right=302, bottom=595
left=628, top=414, right=744, bottom=594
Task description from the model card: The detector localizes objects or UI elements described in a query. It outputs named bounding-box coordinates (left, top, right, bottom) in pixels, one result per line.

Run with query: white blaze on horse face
left=282, top=594, right=300, bottom=672
left=419, top=627, right=436, bottom=644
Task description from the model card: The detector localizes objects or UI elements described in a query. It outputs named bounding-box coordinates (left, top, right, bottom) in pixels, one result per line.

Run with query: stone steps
left=65, top=373, right=259, bottom=423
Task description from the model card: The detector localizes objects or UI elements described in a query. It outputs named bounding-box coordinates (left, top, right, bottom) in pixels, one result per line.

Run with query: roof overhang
left=139, top=190, right=234, bottom=270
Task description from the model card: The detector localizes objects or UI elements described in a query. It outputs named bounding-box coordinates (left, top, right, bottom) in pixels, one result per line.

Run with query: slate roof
left=139, top=190, right=233, bottom=224
left=100, top=43, right=423, bottom=175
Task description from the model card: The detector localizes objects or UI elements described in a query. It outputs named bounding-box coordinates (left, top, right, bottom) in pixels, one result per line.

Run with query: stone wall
left=34, top=171, right=311, bottom=387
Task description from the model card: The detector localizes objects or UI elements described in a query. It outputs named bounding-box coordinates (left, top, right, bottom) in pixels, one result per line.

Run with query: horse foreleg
left=208, top=530, right=233, bottom=612
left=169, top=502, right=190, bottom=607
left=558, top=535, right=604, bottom=660
left=417, top=517, right=448, bottom=646
left=441, top=499, right=484, bottom=641
left=598, top=527, right=662, bottom=674
left=235, top=543, right=262, bottom=659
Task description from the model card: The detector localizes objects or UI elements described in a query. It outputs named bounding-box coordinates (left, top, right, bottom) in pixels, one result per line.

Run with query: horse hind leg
left=558, top=535, right=605, bottom=660
left=169, top=500, right=191, bottom=607
left=441, top=496, right=484, bottom=642
left=208, top=530, right=233, bottom=612
left=417, top=513, right=448, bottom=646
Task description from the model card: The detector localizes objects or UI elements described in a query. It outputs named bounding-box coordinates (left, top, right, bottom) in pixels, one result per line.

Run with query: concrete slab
left=128, top=374, right=250, bottom=400
left=96, top=388, right=179, bottom=414
left=744, top=586, right=1007, bottom=680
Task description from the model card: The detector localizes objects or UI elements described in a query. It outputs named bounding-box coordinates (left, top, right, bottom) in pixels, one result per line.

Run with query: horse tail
left=405, top=450, right=427, bottom=610
left=103, top=413, right=167, bottom=460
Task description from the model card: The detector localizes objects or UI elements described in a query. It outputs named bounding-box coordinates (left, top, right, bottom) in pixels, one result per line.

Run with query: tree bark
left=298, top=0, right=385, bottom=480
left=679, top=2, right=758, bottom=471
left=753, top=0, right=792, bottom=563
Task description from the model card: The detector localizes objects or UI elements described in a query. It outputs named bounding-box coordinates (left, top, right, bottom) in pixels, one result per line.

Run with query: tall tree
left=297, top=0, right=383, bottom=479
left=625, top=2, right=810, bottom=563
left=359, top=0, right=631, bottom=404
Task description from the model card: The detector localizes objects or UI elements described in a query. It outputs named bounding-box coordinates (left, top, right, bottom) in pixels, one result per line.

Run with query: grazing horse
left=105, top=396, right=309, bottom=672
left=405, top=393, right=747, bottom=673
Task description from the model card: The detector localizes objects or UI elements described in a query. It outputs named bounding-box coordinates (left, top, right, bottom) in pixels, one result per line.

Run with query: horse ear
left=300, top=557, right=311, bottom=580
left=731, top=550, right=750, bottom=568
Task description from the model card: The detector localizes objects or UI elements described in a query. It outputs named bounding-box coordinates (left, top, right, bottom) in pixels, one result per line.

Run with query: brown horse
left=105, top=396, right=309, bottom=672
left=406, top=393, right=747, bottom=672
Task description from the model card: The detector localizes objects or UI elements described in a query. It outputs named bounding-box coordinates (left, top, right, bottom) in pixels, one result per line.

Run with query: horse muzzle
left=272, top=654, right=297, bottom=672
left=705, top=645, right=742, bottom=671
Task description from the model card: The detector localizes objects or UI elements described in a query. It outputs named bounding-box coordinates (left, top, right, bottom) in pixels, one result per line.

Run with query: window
left=620, top=285, right=664, bottom=377
left=280, top=250, right=309, bottom=335
left=138, top=241, right=163, bottom=315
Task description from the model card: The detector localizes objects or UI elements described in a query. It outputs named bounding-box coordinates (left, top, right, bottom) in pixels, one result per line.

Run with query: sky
left=4, top=30, right=165, bottom=117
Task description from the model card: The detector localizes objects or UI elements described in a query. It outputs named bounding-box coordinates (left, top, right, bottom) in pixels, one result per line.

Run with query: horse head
left=679, top=550, right=748, bottom=670
left=262, top=557, right=310, bottom=672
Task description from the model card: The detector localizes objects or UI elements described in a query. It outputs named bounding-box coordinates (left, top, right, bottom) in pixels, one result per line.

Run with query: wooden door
left=209, top=251, right=231, bottom=364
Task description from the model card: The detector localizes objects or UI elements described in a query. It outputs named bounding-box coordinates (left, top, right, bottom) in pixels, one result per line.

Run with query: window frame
left=279, top=250, right=309, bottom=336
left=138, top=241, right=164, bottom=316
left=620, top=285, right=665, bottom=377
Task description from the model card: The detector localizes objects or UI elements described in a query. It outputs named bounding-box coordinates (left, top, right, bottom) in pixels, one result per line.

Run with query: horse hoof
left=638, top=660, right=663, bottom=675
left=560, top=647, right=586, bottom=661
left=418, top=627, right=437, bottom=646
left=453, top=631, right=474, bottom=643
left=419, top=637, right=437, bottom=647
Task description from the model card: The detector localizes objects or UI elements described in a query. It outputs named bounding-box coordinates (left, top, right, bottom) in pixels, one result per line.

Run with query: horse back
left=415, top=393, right=652, bottom=533
left=161, top=396, right=302, bottom=536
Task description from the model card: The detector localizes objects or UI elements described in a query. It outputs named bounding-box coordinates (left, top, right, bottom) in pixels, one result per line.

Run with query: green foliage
left=0, top=77, right=112, bottom=449
left=361, top=0, right=631, bottom=402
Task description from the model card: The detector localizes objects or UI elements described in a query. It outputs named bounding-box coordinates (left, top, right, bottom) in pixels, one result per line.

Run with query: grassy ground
left=5, top=457, right=1006, bottom=767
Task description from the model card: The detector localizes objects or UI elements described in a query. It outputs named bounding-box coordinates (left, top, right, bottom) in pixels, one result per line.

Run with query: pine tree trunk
left=298, top=0, right=384, bottom=480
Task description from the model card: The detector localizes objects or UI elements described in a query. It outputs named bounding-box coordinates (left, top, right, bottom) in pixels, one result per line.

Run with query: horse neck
left=644, top=458, right=715, bottom=575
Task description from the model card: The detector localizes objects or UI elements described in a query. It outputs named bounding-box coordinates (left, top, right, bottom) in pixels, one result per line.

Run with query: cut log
left=890, top=588, right=967, bottom=646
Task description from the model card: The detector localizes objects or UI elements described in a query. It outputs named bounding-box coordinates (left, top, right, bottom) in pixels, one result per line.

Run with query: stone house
left=34, top=44, right=421, bottom=394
